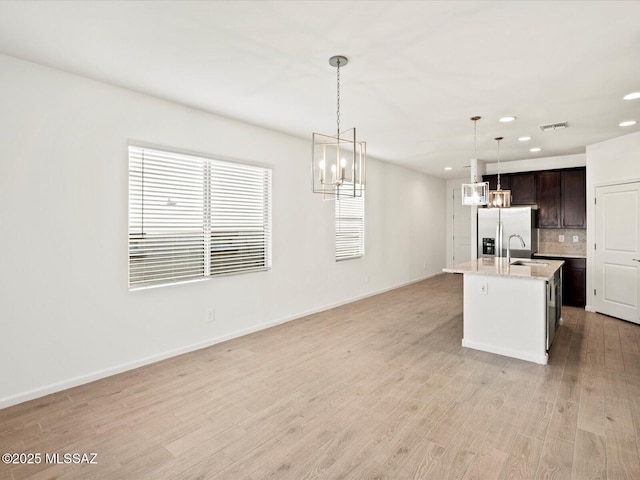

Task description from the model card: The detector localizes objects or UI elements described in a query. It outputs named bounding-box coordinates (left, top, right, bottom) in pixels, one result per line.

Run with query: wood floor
left=2, top=273, right=640, bottom=480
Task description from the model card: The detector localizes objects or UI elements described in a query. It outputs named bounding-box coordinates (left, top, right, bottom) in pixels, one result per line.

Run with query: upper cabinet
left=484, top=174, right=510, bottom=191
left=536, top=171, right=562, bottom=228
left=483, top=167, right=586, bottom=229
left=510, top=173, right=537, bottom=205
left=561, top=169, right=586, bottom=228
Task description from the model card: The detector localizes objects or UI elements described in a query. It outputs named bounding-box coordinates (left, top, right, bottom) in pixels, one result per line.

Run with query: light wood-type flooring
left=2, top=273, right=640, bottom=479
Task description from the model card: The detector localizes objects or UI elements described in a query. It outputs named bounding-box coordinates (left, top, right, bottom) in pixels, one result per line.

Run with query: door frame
left=446, top=179, right=477, bottom=268
left=452, top=187, right=472, bottom=267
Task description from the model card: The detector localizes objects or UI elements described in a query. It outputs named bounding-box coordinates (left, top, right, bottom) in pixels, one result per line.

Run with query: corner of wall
left=585, top=130, right=640, bottom=313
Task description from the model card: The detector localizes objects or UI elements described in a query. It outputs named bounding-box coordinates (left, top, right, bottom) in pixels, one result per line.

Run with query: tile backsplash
left=538, top=228, right=586, bottom=255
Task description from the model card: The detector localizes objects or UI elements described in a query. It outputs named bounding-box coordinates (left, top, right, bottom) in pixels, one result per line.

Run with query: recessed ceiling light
left=499, top=116, right=516, bottom=123
left=619, top=120, right=637, bottom=127
left=530, top=147, right=542, bottom=152
left=623, top=92, right=640, bottom=100
left=518, top=136, right=532, bottom=142
left=444, top=167, right=453, bottom=171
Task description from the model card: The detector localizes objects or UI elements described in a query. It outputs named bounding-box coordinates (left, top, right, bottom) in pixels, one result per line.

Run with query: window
left=335, top=192, right=365, bottom=260
left=128, top=146, right=271, bottom=289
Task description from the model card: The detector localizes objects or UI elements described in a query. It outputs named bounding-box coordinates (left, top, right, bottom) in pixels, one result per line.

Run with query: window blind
left=128, top=146, right=271, bottom=289
left=335, top=192, right=365, bottom=260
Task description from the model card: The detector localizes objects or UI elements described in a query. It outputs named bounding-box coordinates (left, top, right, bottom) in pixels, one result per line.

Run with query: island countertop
left=443, top=257, right=564, bottom=281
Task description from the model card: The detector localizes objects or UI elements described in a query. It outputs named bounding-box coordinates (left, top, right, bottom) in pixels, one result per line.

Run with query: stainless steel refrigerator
left=478, top=206, right=538, bottom=259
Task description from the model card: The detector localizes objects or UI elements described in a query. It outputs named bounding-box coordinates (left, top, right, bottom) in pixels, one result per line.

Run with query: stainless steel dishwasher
left=546, top=268, right=562, bottom=351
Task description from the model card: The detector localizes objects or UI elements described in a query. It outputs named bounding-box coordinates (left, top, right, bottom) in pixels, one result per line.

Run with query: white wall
left=585, top=131, right=640, bottom=311
left=0, top=54, right=446, bottom=407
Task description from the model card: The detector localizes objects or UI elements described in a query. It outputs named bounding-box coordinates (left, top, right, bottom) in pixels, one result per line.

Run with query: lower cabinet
left=534, top=255, right=586, bottom=307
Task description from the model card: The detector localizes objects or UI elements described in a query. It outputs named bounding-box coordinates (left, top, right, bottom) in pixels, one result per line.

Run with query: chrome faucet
left=507, top=234, right=526, bottom=264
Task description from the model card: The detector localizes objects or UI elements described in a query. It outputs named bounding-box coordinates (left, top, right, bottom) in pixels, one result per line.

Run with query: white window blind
left=128, top=146, right=271, bottom=289
left=335, top=192, right=365, bottom=260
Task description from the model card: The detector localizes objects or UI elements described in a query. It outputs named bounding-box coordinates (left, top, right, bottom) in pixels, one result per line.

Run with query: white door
left=453, top=188, right=471, bottom=265
left=594, top=182, right=640, bottom=324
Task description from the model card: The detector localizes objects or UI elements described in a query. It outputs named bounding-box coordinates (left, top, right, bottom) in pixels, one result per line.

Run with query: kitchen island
left=444, top=257, right=564, bottom=365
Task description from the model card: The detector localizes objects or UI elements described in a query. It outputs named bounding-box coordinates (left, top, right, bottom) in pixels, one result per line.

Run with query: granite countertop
left=534, top=252, right=586, bottom=259
left=443, top=257, right=564, bottom=281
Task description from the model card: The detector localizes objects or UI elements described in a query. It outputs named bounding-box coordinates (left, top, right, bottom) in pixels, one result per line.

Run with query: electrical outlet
left=558, top=234, right=565, bottom=242
left=206, top=308, right=215, bottom=324
left=480, top=283, right=488, bottom=295
left=365, top=275, right=370, bottom=283
left=573, top=235, right=579, bottom=243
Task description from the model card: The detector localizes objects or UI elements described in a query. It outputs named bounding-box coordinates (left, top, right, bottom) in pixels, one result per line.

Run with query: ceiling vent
left=539, top=121, right=568, bottom=132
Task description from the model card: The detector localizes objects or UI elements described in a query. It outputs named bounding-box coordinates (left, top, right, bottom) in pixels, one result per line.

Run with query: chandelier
left=488, top=136, right=511, bottom=208
left=462, top=116, right=489, bottom=205
left=312, top=56, right=366, bottom=198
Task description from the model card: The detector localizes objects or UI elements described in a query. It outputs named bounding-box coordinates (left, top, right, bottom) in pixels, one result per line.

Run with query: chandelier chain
left=336, top=58, right=341, bottom=139
left=473, top=118, right=478, bottom=182
left=474, top=120, right=477, bottom=159
left=496, top=137, right=502, bottom=190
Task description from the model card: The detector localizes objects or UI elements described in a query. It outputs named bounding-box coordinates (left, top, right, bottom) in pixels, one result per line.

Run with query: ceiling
left=1, top=1, right=639, bottom=179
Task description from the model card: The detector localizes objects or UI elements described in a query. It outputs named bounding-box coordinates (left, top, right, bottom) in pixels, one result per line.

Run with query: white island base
left=444, top=257, right=564, bottom=365
left=463, top=274, right=549, bottom=364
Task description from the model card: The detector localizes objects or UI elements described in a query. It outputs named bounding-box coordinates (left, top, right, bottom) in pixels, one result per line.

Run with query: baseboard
left=0, top=272, right=441, bottom=409
left=462, top=338, right=548, bottom=365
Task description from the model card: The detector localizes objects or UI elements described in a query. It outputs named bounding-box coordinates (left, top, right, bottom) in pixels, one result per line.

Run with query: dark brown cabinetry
left=510, top=173, right=537, bottom=205
left=484, top=174, right=510, bottom=191
left=561, top=169, right=586, bottom=228
left=482, top=167, right=586, bottom=229
left=536, top=171, right=561, bottom=228
left=534, top=255, right=586, bottom=307
left=563, top=258, right=586, bottom=307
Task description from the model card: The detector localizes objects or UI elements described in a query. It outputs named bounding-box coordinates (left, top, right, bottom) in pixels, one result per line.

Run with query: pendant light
left=488, top=136, right=511, bottom=208
left=462, top=116, right=489, bottom=205
left=312, top=56, right=366, bottom=199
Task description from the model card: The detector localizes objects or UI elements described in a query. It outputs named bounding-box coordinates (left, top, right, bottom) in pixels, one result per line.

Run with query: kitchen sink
left=510, top=260, right=549, bottom=267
